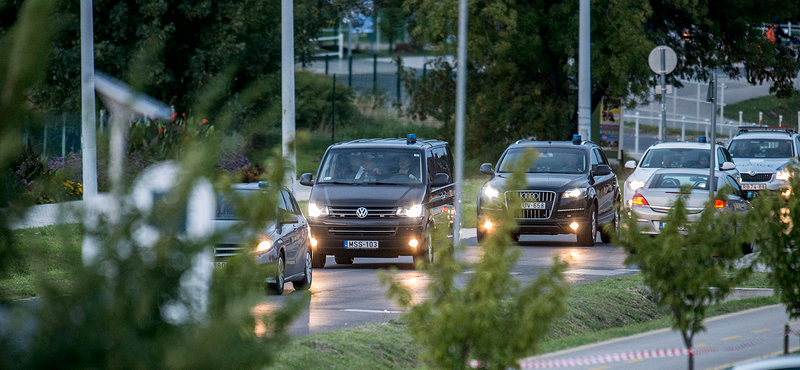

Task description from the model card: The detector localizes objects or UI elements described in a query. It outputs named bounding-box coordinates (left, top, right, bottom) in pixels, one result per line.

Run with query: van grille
left=214, top=244, right=243, bottom=258
left=327, top=227, right=397, bottom=237
left=505, top=191, right=557, bottom=219
left=328, top=206, right=397, bottom=218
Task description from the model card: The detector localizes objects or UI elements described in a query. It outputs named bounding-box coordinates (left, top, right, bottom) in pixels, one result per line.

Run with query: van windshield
left=318, top=149, right=424, bottom=184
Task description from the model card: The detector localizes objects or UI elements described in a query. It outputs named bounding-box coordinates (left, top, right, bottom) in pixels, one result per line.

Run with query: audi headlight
left=627, top=180, right=645, bottom=192
left=563, top=187, right=587, bottom=198
left=397, top=204, right=423, bottom=218
left=482, top=185, right=500, bottom=200
left=308, top=203, right=329, bottom=218
left=776, top=169, right=791, bottom=181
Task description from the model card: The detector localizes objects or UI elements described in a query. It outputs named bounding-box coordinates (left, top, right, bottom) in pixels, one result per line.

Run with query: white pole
left=709, top=72, right=717, bottom=200
left=454, top=0, right=468, bottom=248
left=80, top=0, right=98, bottom=199
left=759, top=111, right=763, bottom=126
left=338, top=32, right=343, bottom=60
left=681, top=118, right=685, bottom=142
left=739, top=111, right=743, bottom=127
left=780, top=115, right=783, bottom=127
left=618, top=108, right=624, bottom=160
left=797, top=111, right=800, bottom=132
left=375, top=15, right=381, bottom=52
left=659, top=50, right=667, bottom=141
left=577, top=0, right=591, bottom=140
left=635, top=112, right=640, bottom=153
left=720, top=83, right=725, bottom=125
left=282, top=0, right=296, bottom=192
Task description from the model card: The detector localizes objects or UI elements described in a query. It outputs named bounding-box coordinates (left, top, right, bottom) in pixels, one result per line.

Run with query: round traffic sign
left=648, top=46, right=677, bottom=74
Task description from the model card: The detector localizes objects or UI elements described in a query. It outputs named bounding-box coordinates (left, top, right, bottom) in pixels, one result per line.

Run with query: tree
left=377, top=0, right=405, bottom=53
left=0, top=0, right=358, bottom=116
left=380, top=150, right=569, bottom=370
left=614, top=187, right=753, bottom=370
left=750, top=164, right=800, bottom=320
left=400, top=0, right=800, bottom=159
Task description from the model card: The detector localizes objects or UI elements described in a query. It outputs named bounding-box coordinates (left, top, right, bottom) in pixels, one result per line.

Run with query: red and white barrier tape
left=467, top=327, right=800, bottom=369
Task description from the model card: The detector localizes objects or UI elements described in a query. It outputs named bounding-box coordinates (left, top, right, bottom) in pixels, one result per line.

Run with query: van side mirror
left=594, top=164, right=611, bottom=176
left=480, top=163, right=494, bottom=175
left=299, top=173, right=314, bottom=186
left=431, top=173, right=450, bottom=187
left=624, top=160, right=637, bottom=169
left=720, top=162, right=736, bottom=171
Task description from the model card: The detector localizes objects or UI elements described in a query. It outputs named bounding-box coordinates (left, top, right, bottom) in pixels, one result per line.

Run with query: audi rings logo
left=355, top=207, right=369, bottom=218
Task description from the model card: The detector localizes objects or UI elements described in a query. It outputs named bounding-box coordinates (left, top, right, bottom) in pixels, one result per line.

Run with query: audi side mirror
left=594, top=164, right=611, bottom=176
left=431, top=173, right=450, bottom=187
left=480, top=163, right=494, bottom=175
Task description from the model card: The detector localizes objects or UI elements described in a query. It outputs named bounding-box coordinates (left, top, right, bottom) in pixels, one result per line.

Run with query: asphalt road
left=259, top=230, right=635, bottom=337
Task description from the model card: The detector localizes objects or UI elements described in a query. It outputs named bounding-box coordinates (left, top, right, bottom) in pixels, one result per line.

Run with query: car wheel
left=311, top=251, right=326, bottom=268
left=600, top=206, right=618, bottom=244
left=577, top=205, right=597, bottom=246
left=476, top=228, right=486, bottom=244
left=293, top=250, right=312, bottom=290
left=511, top=232, right=521, bottom=243
left=413, top=232, right=434, bottom=267
left=267, top=254, right=285, bottom=295
left=334, top=255, right=354, bottom=265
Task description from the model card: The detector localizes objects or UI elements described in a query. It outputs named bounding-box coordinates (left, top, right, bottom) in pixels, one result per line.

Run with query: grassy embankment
left=2, top=224, right=778, bottom=370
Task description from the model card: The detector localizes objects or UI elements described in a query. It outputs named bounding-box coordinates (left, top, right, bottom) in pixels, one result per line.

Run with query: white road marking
left=564, top=268, right=639, bottom=276
left=342, top=309, right=403, bottom=314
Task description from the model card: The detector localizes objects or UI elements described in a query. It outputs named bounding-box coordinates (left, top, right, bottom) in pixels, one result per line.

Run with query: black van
left=299, top=135, right=454, bottom=268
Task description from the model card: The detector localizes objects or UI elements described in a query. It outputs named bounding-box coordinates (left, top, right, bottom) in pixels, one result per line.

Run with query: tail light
left=631, top=193, right=649, bottom=206
left=713, top=199, right=725, bottom=208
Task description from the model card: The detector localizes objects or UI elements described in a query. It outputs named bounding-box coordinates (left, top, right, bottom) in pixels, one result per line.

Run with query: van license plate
left=522, top=202, right=546, bottom=209
left=215, top=262, right=226, bottom=269
left=345, top=240, right=379, bottom=249
left=741, top=183, right=766, bottom=190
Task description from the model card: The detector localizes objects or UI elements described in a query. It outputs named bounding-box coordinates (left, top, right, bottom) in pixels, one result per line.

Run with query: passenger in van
left=353, top=155, right=382, bottom=180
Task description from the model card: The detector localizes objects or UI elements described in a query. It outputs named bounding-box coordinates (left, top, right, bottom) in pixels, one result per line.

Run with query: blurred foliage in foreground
left=0, top=1, right=305, bottom=369
left=380, top=150, right=569, bottom=370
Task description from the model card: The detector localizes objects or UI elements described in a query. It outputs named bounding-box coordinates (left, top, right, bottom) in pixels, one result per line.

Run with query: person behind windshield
left=696, top=154, right=709, bottom=168
left=559, top=153, right=584, bottom=173
left=354, top=155, right=382, bottom=180
left=389, top=155, right=418, bottom=180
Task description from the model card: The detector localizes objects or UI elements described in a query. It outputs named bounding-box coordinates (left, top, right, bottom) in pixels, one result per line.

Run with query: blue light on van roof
left=572, top=134, right=581, bottom=145
left=407, top=134, right=417, bottom=144
left=258, top=181, right=269, bottom=188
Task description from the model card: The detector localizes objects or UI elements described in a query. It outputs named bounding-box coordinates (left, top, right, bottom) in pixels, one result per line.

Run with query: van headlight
left=397, top=204, right=423, bottom=218
left=256, top=239, right=273, bottom=254
left=308, top=203, right=329, bottom=217
left=563, top=187, right=587, bottom=198
left=776, top=169, right=791, bottom=181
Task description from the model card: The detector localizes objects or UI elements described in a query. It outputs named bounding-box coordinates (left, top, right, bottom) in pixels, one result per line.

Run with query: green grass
left=724, top=93, right=800, bottom=127
left=0, top=224, right=82, bottom=301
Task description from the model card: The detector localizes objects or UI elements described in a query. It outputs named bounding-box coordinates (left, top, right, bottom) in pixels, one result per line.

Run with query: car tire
left=293, top=250, right=312, bottom=290
left=577, top=205, right=597, bottom=246
left=476, top=228, right=486, bottom=244
left=267, top=254, right=285, bottom=295
left=413, top=232, right=434, bottom=267
left=511, top=232, right=521, bottom=243
left=334, top=255, right=354, bottom=265
left=311, top=251, right=326, bottom=268
left=600, top=206, right=618, bottom=244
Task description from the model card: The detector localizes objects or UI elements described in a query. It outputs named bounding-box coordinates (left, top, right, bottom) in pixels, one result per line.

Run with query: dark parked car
left=299, top=134, right=454, bottom=267
left=213, top=182, right=312, bottom=295
left=477, top=136, right=620, bottom=246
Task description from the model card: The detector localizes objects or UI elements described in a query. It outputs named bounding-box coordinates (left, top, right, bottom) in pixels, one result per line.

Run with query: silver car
left=629, top=169, right=749, bottom=235
left=624, top=141, right=739, bottom=209
left=214, top=183, right=312, bottom=295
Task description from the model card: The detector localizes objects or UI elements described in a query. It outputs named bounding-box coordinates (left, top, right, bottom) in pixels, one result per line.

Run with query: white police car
left=727, top=127, right=799, bottom=193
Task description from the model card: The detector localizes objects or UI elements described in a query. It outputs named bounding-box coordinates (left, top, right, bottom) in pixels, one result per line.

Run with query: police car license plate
left=345, top=240, right=379, bottom=249
left=522, top=202, right=546, bottom=209
left=741, top=183, right=766, bottom=191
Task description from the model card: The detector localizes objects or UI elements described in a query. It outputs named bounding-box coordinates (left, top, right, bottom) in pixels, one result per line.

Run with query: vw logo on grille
left=355, top=207, right=369, bottom=218
left=749, top=170, right=756, bottom=176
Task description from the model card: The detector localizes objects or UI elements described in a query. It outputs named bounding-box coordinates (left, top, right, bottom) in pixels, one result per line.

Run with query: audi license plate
left=741, top=183, right=766, bottom=191
left=521, top=202, right=546, bottom=210
left=345, top=240, right=379, bottom=249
